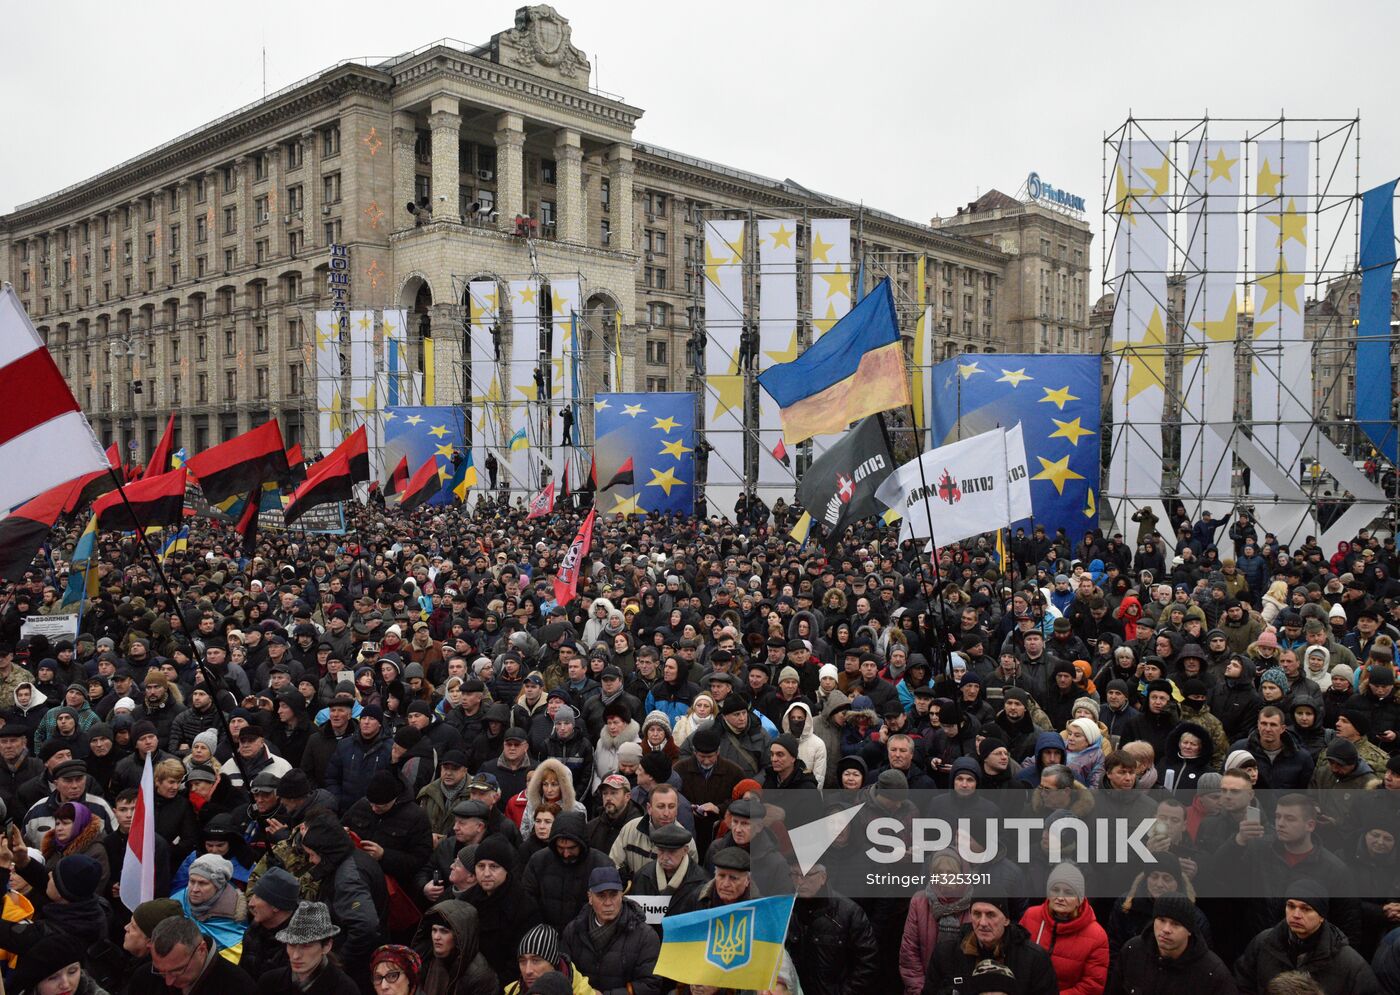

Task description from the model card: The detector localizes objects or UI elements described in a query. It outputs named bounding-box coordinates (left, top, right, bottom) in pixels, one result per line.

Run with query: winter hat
left=818, top=664, right=839, bottom=682
left=1046, top=862, right=1086, bottom=900
left=474, top=834, right=517, bottom=873
left=617, top=741, right=643, bottom=764
left=962, top=960, right=1019, bottom=995
left=1068, top=718, right=1102, bottom=747
left=1071, top=696, right=1100, bottom=719
left=1328, top=603, right=1347, bottom=621
left=517, top=923, right=561, bottom=966
left=1255, top=630, right=1279, bottom=649
left=977, top=736, right=1009, bottom=763
left=454, top=844, right=478, bottom=871
left=526, top=974, right=573, bottom=995
left=1106, top=679, right=1131, bottom=696
left=366, top=770, right=403, bottom=805
left=1223, top=749, right=1258, bottom=773
left=275, top=901, right=341, bottom=944
left=132, top=897, right=184, bottom=938
left=131, top=720, right=158, bottom=740
left=8, top=934, right=83, bottom=994
left=371, top=946, right=422, bottom=991
left=778, top=666, right=800, bottom=685
left=553, top=705, right=577, bottom=727
left=692, top=725, right=722, bottom=753
left=1196, top=772, right=1223, bottom=794
left=640, top=752, right=672, bottom=783
left=188, top=853, right=233, bottom=893
left=1153, top=894, right=1197, bottom=931
left=1258, top=667, right=1288, bottom=690
left=1285, top=878, right=1330, bottom=919
left=250, top=867, right=302, bottom=912
left=1330, top=663, right=1354, bottom=682
left=1339, top=707, right=1371, bottom=736
left=393, top=726, right=423, bottom=749
left=771, top=733, right=800, bottom=759
left=192, top=728, right=219, bottom=755
left=1324, top=738, right=1360, bottom=765
left=52, top=853, right=103, bottom=902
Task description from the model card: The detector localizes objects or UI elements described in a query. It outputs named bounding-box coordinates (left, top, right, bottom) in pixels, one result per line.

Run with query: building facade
left=1, top=6, right=1093, bottom=464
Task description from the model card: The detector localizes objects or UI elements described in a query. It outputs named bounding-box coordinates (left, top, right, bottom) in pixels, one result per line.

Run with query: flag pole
left=101, top=468, right=235, bottom=749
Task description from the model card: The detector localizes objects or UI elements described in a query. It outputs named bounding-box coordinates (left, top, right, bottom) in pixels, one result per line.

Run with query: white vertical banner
left=1106, top=140, right=1171, bottom=536
left=468, top=281, right=502, bottom=495
left=381, top=308, right=411, bottom=407
left=314, top=310, right=343, bottom=454
left=809, top=217, right=852, bottom=457
left=550, top=277, right=581, bottom=485
left=348, top=309, right=380, bottom=484
left=913, top=256, right=932, bottom=450
left=508, top=279, right=540, bottom=494
left=1252, top=140, right=1311, bottom=491
left=757, top=219, right=798, bottom=489
left=703, top=219, right=746, bottom=516
left=1179, top=140, right=1240, bottom=515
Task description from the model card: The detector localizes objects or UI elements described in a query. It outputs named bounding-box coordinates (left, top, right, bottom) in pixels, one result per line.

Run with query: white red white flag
left=120, top=753, right=156, bottom=911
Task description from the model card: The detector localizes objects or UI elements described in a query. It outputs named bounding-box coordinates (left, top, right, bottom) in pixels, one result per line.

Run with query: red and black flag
left=561, top=459, right=572, bottom=501
left=772, top=438, right=791, bottom=469
left=92, top=468, right=186, bottom=533
left=233, top=481, right=264, bottom=557
left=398, top=458, right=444, bottom=514
left=283, top=427, right=368, bottom=526
left=600, top=457, right=634, bottom=492
left=0, top=479, right=75, bottom=581
left=186, top=420, right=291, bottom=505
left=285, top=444, right=307, bottom=486
left=384, top=455, right=410, bottom=498
left=141, top=414, right=177, bottom=480
left=586, top=453, right=597, bottom=492
left=63, top=444, right=121, bottom=514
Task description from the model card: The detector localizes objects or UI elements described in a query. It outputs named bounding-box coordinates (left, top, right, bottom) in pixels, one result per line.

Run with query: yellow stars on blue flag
left=1031, top=454, right=1085, bottom=495
left=646, top=466, right=685, bottom=496
left=659, top=438, right=692, bottom=460
left=956, top=360, right=983, bottom=379
left=1038, top=384, right=1080, bottom=410
left=652, top=415, right=680, bottom=433
left=1048, top=416, right=1093, bottom=446
left=405, top=414, right=424, bottom=426
left=594, top=398, right=611, bottom=412
left=996, top=368, right=1033, bottom=388
left=428, top=425, right=448, bottom=438
left=622, top=403, right=646, bottom=418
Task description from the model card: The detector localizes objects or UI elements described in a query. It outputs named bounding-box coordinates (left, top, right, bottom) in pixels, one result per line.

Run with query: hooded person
left=1156, top=721, right=1215, bottom=794
left=591, top=704, right=640, bottom=787
left=298, top=815, right=385, bottom=978
left=520, top=811, right=614, bottom=933
left=463, top=834, right=543, bottom=988
left=411, top=899, right=501, bottom=995
left=811, top=689, right=851, bottom=788
left=779, top=700, right=826, bottom=785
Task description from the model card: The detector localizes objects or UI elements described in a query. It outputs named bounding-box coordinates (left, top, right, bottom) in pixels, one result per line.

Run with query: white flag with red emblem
left=877, top=426, right=1026, bottom=545
left=120, top=753, right=156, bottom=911
left=552, top=507, right=597, bottom=606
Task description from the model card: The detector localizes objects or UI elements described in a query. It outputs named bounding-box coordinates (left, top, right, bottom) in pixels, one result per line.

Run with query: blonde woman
left=673, top=692, right=717, bottom=745
left=1260, top=579, right=1290, bottom=625
left=518, top=758, right=586, bottom=837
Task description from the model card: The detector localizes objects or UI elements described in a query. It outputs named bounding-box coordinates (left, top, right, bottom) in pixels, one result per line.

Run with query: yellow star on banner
left=352, top=384, right=376, bottom=409
left=382, top=410, right=396, bottom=422
left=405, top=414, right=424, bottom=426
left=809, top=229, right=834, bottom=263
left=383, top=319, right=396, bottom=336
left=594, top=398, right=610, bottom=411
left=652, top=415, right=680, bottom=433
left=472, top=375, right=503, bottom=430
left=1113, top=164, right=1147, bottom=224
left=659, top=437, right=692, bottom=459
left=1264, top=197, right=1307, bottom=248
left=768, top=224, right=794, bottom=249
left=820, top=264, right=851, bottom=301
left=1254, top=258, right=1305, bottom=315
left=1049, top=416, right=1094, bottom=446
left=711, top=349, right=745, bottom=421
left=764, top=329, right=800, bottom=366
left=515, top=382, right=538, bottom=401
left=552, top=295, right=571, bottom=316
left=1031, top=454, right=1085, bottom=495
left=517, top=285, right=537, bottom=305
left=1038, top=383, right=1081, bottom=410
left=1111, top=307, right=1169, bottom=403
left=646, top=465, right=685, bottom=496
left=996, top=368, right=1032, bottom=388
left=1192, top=292, right=1240, bottom=343
left=434, top=443, right=454, bottom=459
left=1142, top=156, right=1171, bottom=202
left=623, top=403, right=646, bottom=418
left=316, top=327, right=335, bottom=349
left=1084, top=488, right=1097, bottom=519
left=428, top=424, right=448, bottom=438
left=957, top=360, right=983, bottom=379
left=1207, top=147, right=1238, bottom=183
left=356, top=314, right=372, bottom=332
left=704, top=241, right=735, bottom=287
left=1256, top=159, right=1283, bottom=198
left=1252, top=318, right=1278, bottom=341
left=611, top=492, right=646, bottom=516
left=813, top=303, right=840, bottom=336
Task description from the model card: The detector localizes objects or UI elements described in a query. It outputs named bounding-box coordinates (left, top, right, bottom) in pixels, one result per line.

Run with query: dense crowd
left=0, top=494, right=1397, bottom=995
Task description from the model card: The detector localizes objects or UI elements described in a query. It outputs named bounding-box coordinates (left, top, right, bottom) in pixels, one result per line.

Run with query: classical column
left=494, top=112, right=525, bottom=232
left=301, top=130, right=321, bottom=251
left=236, top=156, right=255, bottom=267
left=392, top=111, right=418, bottom=230
left=554, top=128, right=584, bottom=245
left=429, top=96, right=461, bottom=222
left=265, top=146, right=286, bottom=259
left=605, top=143, right=635, bottom=254
left=153, top=192, right=168, bottom=287
left=177, top=180, right=194, bottom=282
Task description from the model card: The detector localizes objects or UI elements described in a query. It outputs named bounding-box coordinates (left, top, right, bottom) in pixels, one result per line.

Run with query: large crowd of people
left=0, top=493, right=1397, bottom=995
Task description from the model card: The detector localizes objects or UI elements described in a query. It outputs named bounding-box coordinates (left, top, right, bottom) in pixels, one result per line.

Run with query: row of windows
left=83, top=363, right=301, bottom=410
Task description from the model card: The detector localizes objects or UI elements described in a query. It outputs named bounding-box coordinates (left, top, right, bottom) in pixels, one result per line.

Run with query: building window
left=255, top=196, right=269, bottom=224
left=287, top=185, right=303, bottom=212
left=646, top=338, right=668, bottom=363
left=600, top=219, right=611, bottom=246
left=225, top=371, right=237, bottom=400
left=224, top=248, right=237, bottom=271
left=540, top=201, right=556, bottom=230
left=169, top=225, right=180, bottom=253
left=288, top=231, right=302, bottom=256
left=287, top=139, right=303, bottom=169
left=197, top=334, right=207, bottom=360
left=322, top=125, right=341, bottom=157
left=194, top=177, right=207, bottom=203
left=197, top=256, right=207, bottom=277
left=255, top=240, right=268, bottom=264
left=224, top=329, right=236, bottom=356
left=289, top=363, right=303, bottom=394
left=477, top=189, right=495, bottom=213
left=600, top=177, right=611, bottom=212
left=646, top=376, right=669, bottom=392
left=196, top=216, right=207, bottom=243
left=322, top=173, right=341, bottom=204
left=224, top=207, right=237, bottom=235
left=324, top=220, right=341, bottom=244
left=255, top=366, right=268, bottom=398
left=541, top=158, right=557, bottom=185
left=223, top=167, right=236, bottom=193
left=287, top=319, right=302, bottom=347
left=414, top=175, right=430, bottom=204
left=146, top=233, right=155, bottom=259
left=170, top=263, right=180, bottom=283
left=255, top=324, right=268, bottom=352
left=286, top=272, right=302, bottom=299
left=254, top=154, right=267, bottom=181
left=653, top=232, right=667, bottom=256
left=653, top=268, right=666, bottom=290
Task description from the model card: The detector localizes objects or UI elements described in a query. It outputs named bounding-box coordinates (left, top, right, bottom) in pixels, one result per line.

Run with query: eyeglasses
left=371, top=971, right=403, bottom=987
left=151, top=947, right=202, bottom=979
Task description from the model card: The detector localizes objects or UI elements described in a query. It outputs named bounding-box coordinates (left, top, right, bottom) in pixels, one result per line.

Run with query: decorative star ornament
left=428, top=425, right=448, bottom=438
left=1038, top=383, right=1082, bottom=410
left=1048, top=417, right=1093, bottom=447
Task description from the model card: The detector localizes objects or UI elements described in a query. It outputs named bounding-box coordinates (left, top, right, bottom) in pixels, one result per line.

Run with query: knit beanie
left=553, top=705, right=576, bottom=727
left=250, top=867, right=302, bottom=912
left=1071, top=696, right=1100, bottom=719
left=517, top=923, right=561, bottom=966
left=192, top=728, right=219, bottom=755
left=52, top=853, right=102, bottom=902
left=1046, top=861, right=1086, bottom=900
left=474, top=834, right=516, bottom=873
left=1153, top=894, right=1197, bottom=931
left=1285, top=878, right=1330, bottom=919
left=133, top=898, right=184, bottom=937
left=640, top=751, right=672, bottom=783
left=1068, top=717, right=1102, bottom=747
left=1258, top=667, right=1289, bottom=690
left=188, top=853, right=233, bottom=892
left=1223, top=749, right=1257, bottom=773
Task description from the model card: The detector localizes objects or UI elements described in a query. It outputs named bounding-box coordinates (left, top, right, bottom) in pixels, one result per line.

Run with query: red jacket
left=1019, top=899, right=1109, bottom=995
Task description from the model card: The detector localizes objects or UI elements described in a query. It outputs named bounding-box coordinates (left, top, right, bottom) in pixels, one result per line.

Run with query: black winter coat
left=521, top=813, right=615, bottom=931
left=465, top=877, right=542, bottom=987
left=785, top=893, right=879, bottom=995
left=300, top=719, right=356, bottom=788
left=1233, top=920, right=1379, bottom=995
left=1106, top=927, right=1237, bottom=995
left=258, top=961, right=361, bottom=995
left=921, top=923, right=1058, bottom=995
left=343, top=795, right=434, bottom=888
left=560, top=897, right=663, bottom=995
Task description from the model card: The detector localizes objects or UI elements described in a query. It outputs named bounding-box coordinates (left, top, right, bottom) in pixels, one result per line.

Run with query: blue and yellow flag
left=158, top=525, right=189, bottom=563
left=654, top=895, right=794, bottom=991
left=171, top=447, right=187, bottom=469
left=61, top=514, right=100, bottom=608
left=757, top=279, right=909, bottom=444
left=508, top=427, right=528, bottom=452
left=452, top=452, right=478, bottom=501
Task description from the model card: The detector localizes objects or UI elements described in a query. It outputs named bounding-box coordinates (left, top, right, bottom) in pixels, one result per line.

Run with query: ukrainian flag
left=509, top=428, right=528, bottom=452
left=789, top=511, right=812, bottom=545
left=171, top=447, right=187, bottom=469
left=654, top=896, right=794, bottom=990
left=158, top=525, right=189, bottom=564
left=61, top=514, right=101, bottom=608
left=758, top=278, right=910, bottom=444
left=453, top=452, right=478, bottom=501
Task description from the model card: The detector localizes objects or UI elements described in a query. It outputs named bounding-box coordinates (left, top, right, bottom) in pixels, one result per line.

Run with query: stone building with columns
left=0, top=6, right=1092, bottom=462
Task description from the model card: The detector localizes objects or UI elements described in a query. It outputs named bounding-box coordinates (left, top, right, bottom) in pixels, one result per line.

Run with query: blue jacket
left=325, top=728, right=394, bottom=813
left=1015, top=731, right=1070, bottom=786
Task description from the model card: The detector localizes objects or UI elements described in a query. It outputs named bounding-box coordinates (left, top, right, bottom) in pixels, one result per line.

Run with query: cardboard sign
left=20, top=615, right=79, bottom=641
left=626, top=893, right=672, bottom=925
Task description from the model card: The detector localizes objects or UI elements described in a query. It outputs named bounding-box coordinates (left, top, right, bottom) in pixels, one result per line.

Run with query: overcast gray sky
left=5, top=0, right=1399, bottom=258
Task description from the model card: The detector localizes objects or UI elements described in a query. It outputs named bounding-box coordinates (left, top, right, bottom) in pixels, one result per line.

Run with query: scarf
left=923, top=887, right=974, bottom=934
left=588, top=914, right=620, bottom=953
left=187, top=879, right=239, bottom=921
left=658, top=855, right=691, bottom=894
